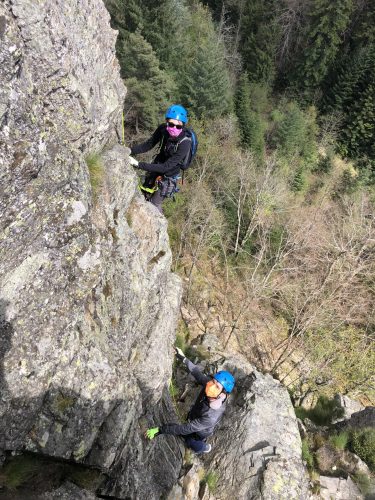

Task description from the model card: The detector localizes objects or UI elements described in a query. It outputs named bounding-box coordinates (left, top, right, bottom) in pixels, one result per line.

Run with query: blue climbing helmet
left=214, top=371, right=235, bottom=394
left=165, top=104, right=188, bottom=124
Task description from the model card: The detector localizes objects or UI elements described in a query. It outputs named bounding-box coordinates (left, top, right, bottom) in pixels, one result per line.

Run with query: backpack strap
left=175, top=136, right=192, bottom=167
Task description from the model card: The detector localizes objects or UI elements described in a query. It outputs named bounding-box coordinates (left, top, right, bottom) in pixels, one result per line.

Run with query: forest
left=104, top=0, right=375, bottom=406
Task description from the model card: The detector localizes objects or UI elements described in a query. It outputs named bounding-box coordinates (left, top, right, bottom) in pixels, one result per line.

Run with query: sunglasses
left=166, top=121, right=183, bottom=130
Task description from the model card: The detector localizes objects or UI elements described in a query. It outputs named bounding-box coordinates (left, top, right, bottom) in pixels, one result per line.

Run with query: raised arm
left=183, top=358, right=211, bottom=386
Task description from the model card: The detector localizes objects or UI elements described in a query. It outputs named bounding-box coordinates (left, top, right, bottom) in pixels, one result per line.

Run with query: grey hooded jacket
left=159, top=358, right=227, bottom=439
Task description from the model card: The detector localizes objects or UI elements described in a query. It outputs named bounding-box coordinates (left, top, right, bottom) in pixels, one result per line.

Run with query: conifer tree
left=235, top=74, right=265, bottom=158
left=118, top=30, right=174, bottom=130
left=140, top=0, right=187, bottom=69
left=239, top=0, right=280, bottom=85
left=179, top=5, right=232, bottom=119
left=294, top=0, right=354, bottom=98
left=104, top=0, right=143, bottom=32
left=272, top=102, right=317, bottom=163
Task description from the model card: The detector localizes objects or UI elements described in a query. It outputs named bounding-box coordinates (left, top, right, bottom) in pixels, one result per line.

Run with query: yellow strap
left=122, top=110, right=125, bottom=144
left=138, top=183, right=158, bottom=194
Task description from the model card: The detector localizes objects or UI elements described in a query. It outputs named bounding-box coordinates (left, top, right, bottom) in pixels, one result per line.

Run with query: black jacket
left=130, top=124, right=191, bottom=177
left=159, top=359, right=227, bottom=439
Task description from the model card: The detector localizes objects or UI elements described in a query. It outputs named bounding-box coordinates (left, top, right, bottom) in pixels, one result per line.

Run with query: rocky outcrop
left=316, top=443, right=371, bottom=478
left=0, top=0, right=182, bottom=498
left=334, top=395, right=365, bottom=421
left=336, top=407, right=375, bottom=431
left=319, top=475, right=362, bottom=500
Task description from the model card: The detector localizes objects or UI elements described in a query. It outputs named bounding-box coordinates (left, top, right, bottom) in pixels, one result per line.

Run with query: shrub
left=350, top=428, right=375, bottom=472
left=302, top=439, right=315, bottom=470
left=329, top=431, right=349, bottom=450
left=313, top=154, right=334, bottom=174
left=85, top=153, right=104, bottom=199
left=352, top=472, right=372, bottom=496
left=203, top=470, right=219, bottom=493
left=295, top=396, right=344, bottom=426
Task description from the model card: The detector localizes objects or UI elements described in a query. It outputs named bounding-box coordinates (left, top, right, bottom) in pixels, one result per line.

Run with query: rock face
left=334, top=394, right=365, bottom=421
left=319, top=476, right=362, bottom=500
left=0, top=1, right=182, bottom=498
left=336, top=407, right=375, bottom=430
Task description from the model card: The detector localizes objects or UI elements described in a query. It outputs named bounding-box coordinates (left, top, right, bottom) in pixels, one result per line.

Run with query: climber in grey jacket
left=145, top=348, right=235, bottom=454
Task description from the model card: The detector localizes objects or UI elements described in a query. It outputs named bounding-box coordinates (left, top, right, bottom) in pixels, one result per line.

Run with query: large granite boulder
left=336, top=407, right=375, bottom=431
left=319, top=475, right=362, bottom=500
left=0, top=1, right=182, bottom=498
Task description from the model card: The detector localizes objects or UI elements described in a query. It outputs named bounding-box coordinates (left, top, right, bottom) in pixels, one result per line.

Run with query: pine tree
left=273, top=102, right=317, bottom=163
left=179, top=5, right=232, bottom=119
left=235, top=74, right=265, bottom=158
left=104, top=0, right=143, bottom=32
left=239, top=0, right=280, bottom=85
left=118, top=30, right=175, bottom=130
left=294, top=0, right=354, bottom=98
left=140, top=0, right=188, bottom=69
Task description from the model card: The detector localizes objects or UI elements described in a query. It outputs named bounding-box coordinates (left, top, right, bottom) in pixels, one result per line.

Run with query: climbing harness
left=159, top=175, right=181, bottom=199
left=138, top=175, right=181, bottom=201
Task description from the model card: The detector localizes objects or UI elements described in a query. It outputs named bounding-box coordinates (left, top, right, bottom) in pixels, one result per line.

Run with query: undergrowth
left=295, top=396, right=344, bottom=425
left=85, top=153, right=104, bottom=199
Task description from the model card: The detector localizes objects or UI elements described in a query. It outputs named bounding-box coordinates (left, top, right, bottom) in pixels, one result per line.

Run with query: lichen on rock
left=1, top=0, right=182, bottom=498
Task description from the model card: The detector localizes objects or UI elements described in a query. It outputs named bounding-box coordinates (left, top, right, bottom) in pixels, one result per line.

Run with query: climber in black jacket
left=145, top=348, right=235, bottom=454
left=128, top=104, right=191, bottom=213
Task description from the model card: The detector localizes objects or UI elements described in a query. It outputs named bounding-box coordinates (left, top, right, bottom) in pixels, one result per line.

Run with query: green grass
left=85, top=153, right=104, bottom=198
left=203, top=470, right=219, bottom=493
left=329, top=431, right=349, bottom=450
left=301, top=439, right=315, bottom=470
left=295, top=396, right=344, bottom=426
left=69, top=467, right=104, bottom=490
left=352, top=472, right=372, bottom=496
left=350, top=428, right=375, bottom=472
left=0, top=453, right=105, bottom=494
left=169, top=379, right=179, bottom=398
left=0, top=455, right=42, bottom=489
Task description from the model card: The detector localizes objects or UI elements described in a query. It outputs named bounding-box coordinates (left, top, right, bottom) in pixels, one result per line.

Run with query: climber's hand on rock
left=129, top=156, right=139, bottom=167
left=123, top=146, right=131, bottom=155
left=145, top=427, right=159, bottom=440
left=175, top=347, right=185, bottom=361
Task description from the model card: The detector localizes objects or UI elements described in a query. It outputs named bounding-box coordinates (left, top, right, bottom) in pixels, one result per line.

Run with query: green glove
left=145, top=427, right=159, bottom=440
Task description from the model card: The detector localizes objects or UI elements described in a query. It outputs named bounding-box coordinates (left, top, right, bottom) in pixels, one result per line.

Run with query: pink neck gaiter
left=167, top=125, right=183, bottom=138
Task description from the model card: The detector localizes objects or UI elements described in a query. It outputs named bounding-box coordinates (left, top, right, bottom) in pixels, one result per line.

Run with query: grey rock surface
left=336, top=407, right=375, bottom=430
left=0, top=1, right=182, bottom=498
left=319, top=475, right=362, bottom=500
left=202, top=353, right=310, bottom=500
left=41, top=482, right=97, bottom=499
left=334, top=394, right=365, bottom=421
left=1, top=1, right=314, bottom=499
left=316, top=443, right=372, bottom=477
left=172, top=343, right=310, bottom=500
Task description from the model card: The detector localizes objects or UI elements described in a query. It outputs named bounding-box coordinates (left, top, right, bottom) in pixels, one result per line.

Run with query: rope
left=122, top=110, right=125, bottom=145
